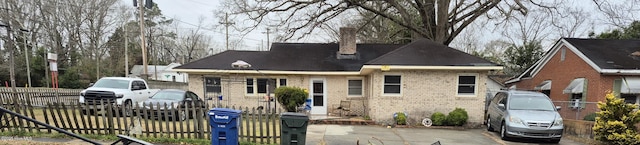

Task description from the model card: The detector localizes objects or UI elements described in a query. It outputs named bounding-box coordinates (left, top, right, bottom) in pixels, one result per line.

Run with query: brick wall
left=514, top=45, right=620, bottom=119
left=367, top=70, right=488, bottom=126
left=185, top=69, right=490, bottom=126
left=187, top=73, right=368, bottom=114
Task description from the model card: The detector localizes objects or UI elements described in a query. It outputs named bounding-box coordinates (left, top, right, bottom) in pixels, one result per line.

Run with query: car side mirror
left=132, top=86, right=140, bottom=90
left=148, top=96, right=153, bottom=98
left=185, top=98, right=193, bottom=101
left=498, top=104, right=506, bottom=110
left=556, top=106, right=562, bottom=111
left=88, top=83, right=94, bottom=87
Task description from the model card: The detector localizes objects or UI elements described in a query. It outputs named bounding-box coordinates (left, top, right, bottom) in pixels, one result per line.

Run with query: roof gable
left=507, top=38, right=640, bottom=84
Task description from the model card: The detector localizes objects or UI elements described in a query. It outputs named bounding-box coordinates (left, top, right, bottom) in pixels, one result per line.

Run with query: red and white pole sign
left=48, top=53, right=59, bottom=89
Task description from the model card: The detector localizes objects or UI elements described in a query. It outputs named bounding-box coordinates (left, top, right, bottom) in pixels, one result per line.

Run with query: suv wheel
left=123, top=100, right=133, bottom=117
left=500, top=122, right=509, bottom=140
left=486, top=118, right=494, bottom=132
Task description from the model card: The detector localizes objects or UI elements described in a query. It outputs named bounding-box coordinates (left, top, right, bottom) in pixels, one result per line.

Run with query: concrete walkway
left=306, top=125, right=498, bottom=145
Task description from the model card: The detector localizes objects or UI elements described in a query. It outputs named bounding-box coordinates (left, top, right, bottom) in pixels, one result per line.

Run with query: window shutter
left=613, top=79, right=622, bottom=98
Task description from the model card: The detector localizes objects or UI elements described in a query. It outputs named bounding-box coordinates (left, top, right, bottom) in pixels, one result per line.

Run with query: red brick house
left=506, top=38, right=640, bottom=119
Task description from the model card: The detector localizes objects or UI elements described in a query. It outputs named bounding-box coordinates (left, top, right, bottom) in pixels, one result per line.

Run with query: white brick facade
left=186, top=69, right=487, bottom=126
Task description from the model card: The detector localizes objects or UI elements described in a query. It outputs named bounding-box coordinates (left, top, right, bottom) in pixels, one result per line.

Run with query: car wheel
left=486, top=117, right=494, bottom=132
left=123, top=100, right=133, bottom=117
left=177, top=110, right=187, bottom=121
left=500, top=122, right=509, bottom=140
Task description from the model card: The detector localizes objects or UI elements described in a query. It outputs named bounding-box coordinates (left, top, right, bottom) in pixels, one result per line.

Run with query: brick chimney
left=338, top=27, right=357, bottom=59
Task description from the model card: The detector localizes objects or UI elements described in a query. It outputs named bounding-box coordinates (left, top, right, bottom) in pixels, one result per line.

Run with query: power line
left=169, top=17, right=261, bottom=42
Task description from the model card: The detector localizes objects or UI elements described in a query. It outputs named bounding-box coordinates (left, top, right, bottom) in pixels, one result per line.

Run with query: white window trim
left=382, top=73, right=402, bottom=96
left=456, top=73, right=478, bottom=97
left=245, top=77, right=287, bottom=96
left=347, top=77, right=364, bottom=97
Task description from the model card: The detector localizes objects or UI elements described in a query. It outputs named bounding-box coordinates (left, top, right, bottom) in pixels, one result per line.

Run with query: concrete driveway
left=306, top=125, right=586, bottom=145
left=482, top=130, right=585, bottom=145
left=306, top=125, right=496, bottom=145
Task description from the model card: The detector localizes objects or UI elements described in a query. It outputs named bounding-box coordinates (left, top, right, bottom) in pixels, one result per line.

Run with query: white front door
left=309, top=78, right=327, bottom=115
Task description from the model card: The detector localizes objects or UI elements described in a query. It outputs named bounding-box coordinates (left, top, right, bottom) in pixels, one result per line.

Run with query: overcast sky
left=120, top=0, right=633, bottom=52
left=121, top=0, right=271, bottom=51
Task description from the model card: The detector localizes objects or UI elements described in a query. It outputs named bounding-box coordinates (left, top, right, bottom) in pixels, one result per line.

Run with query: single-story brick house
left=506, top=38, right=640, bottom=119
left=173, top=28, right=502, bottom=125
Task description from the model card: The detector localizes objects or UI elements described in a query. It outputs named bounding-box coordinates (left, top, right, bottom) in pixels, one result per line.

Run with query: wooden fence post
left=106, top=102, right=115, bottom=135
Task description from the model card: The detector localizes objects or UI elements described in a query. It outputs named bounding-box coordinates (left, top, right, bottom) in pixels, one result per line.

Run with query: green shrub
left=446, top=108, right=469, bottom=126
left=593, top=93, right=640, bottom=144
left=274, top=86, right=308, bottom=112
left=395, top=112, right=407, bottom=125
left=431, top=112, right=447, bottom=126
left=584, top=113, right=596, bottom=121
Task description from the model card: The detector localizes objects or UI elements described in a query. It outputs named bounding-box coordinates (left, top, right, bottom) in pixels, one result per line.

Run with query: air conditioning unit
left=571, top=99, right=582, bottom=109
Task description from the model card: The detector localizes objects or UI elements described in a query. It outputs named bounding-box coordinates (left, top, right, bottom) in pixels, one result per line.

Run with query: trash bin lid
left=281, top=112, right=309, bottom=119
left=209, top=108, right=242, bottom=115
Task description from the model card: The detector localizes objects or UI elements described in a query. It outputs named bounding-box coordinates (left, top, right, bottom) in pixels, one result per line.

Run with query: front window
left=257, top=78, right=275, bottom=93
left=458, top=75, right=477, bottom=96
left=246, top=78, right=286, bottom=95
left=246, top=78, right=254, bottom=94
left=509, top=96, right=556, bottom=111
left=383, top=75, right=401, bottom=95
left=348, top=79, right=363, bottom=96
left=92, top=79, right=130, bottom=89
left=279, top=79, right=287, bottom=86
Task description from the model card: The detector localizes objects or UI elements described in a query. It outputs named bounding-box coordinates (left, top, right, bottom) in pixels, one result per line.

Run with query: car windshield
left=91, top=79, right=129, bottom=89
left=509, top=96, right=555, bottom=111
left=151, top=91, right=184, bottom=100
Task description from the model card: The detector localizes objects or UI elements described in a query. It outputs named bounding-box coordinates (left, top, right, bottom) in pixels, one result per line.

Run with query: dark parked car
left=486, top=90, right=563, bottom=143
left=140, top=89, right=206, bottom=121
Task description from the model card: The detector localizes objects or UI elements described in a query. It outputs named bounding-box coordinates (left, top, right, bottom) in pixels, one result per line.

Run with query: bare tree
left=550, top=7, right=591, bottom=38
left=499, top=9, right=551, bottom=45
left=222, top=0, right=560, bottom=45
left=175, top=17, right=212, bottom=63
left=592, top=0, right=640, bottom=27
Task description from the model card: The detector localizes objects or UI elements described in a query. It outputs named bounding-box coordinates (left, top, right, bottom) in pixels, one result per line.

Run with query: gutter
left=600, top=69, right=640, bottom=75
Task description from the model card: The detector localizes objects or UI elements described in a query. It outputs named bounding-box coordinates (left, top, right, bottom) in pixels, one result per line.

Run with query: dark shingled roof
left=565, top=38, right=640, bottom=69
left=366, top=38, right=497, bottom=66
left=175, top=43, right=403, bottom=71
left=175, top=39, right=499, bottom=71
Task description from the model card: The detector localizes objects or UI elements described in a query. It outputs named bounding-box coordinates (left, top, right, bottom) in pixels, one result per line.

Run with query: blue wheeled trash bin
left=209, top=108, right=242, bottom=145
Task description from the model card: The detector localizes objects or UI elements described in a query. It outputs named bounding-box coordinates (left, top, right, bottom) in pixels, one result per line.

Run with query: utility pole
left=5, top=27, right=16, bottom=91
left=138, top=0, right=149, bottom=79
left=125, top=24, right=129, bottom=77
left=219, top=13, right=234, bottom=51
left=21, top=30, right=31, bottom=87
left=2, top=18, right=16, bottom=93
